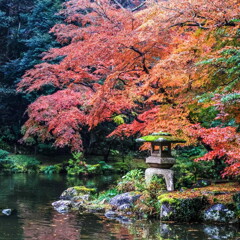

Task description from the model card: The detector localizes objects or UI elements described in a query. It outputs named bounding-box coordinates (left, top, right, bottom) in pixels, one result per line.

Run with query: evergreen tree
left=0, top=0, right=63, bottom=149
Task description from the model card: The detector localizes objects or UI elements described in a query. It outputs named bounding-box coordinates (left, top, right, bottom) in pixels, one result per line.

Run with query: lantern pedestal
left=145, top=168, right=174, bottom=191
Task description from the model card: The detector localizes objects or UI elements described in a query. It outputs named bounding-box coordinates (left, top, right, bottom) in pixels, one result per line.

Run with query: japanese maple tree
left=18, top=0, right=239, bottom=176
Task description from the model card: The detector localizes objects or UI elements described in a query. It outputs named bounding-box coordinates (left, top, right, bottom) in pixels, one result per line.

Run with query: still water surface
left=0, top=174, right=239, bottom=240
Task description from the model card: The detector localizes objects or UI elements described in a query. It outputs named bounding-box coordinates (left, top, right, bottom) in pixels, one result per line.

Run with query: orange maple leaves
left=17, top=0, right=240, bottom=175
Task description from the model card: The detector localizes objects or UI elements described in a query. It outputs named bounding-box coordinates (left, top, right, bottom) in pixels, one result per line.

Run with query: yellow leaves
left=112, top=114, right=127, bottom=125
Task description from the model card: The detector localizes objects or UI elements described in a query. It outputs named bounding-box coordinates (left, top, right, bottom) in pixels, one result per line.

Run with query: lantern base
left=145, top=168, right=174, bottom=191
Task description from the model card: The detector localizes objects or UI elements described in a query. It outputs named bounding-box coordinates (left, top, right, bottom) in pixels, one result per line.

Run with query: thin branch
left=132, top=1, right=146, bottom=12
left=130, top=46, right=149, bottom=74
left=135, top=116, right=145, bottom=123
left=169, top=21, right=209, bottom=29
left=112, top=0, right=125, bottom=10
left=79, top=82, right=96, bottom=92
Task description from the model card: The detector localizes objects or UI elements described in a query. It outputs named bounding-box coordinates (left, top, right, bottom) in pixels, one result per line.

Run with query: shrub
left=40, top=164, right=62, bottom=174
left=173, top=145, right=222, bottom=189
left=4, top=155, right=40, bottom=173
left=67, top=153, right=115, bottom=176
left=66, top=152, right=86, bottom=175
left=117, top=169, right=146, bottom=192
left=95, top=188, right=119, bottom=203
left=0, top=149, right=9, bottom=159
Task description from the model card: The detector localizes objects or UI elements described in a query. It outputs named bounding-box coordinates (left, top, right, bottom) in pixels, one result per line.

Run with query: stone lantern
left=136, top=132, right=186, bottom=191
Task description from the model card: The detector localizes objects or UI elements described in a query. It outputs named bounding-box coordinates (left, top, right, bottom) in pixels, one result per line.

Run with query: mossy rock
left=159, top=195, right=208, bottom=222
left=83, top=203, right=110, bottom=213
left=60, top=186, right=96, bottom=200
left=203, top=204, right=237, bottom=223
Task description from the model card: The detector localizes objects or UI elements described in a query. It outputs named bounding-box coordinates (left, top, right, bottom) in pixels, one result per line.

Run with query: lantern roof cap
left=136, top=132, right=186, bottom=143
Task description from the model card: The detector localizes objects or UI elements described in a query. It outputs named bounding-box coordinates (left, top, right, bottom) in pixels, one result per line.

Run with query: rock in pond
left=160, top=203, right=173, bottom=219
left=2, top=209, right=12, bottom=216
left=203, top=204, right=237, bottom=223
left=109, top=192, right=141, bottom=207
left=60, top=186, right=92, bottom=200
left=52, top=200, right=72, bottom=213
left=70, top=195, right=90, bottom=209
left=105, top=210, right=118, bottom=219
left=159, top=196, right=208, bottom=222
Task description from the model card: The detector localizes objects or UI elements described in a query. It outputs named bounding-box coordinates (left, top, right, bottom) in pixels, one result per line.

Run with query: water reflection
left=0, top=174, right=240, bottom=240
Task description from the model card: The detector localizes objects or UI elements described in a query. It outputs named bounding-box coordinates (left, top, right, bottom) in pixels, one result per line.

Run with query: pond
left=0, top=174, right=239, bottom=240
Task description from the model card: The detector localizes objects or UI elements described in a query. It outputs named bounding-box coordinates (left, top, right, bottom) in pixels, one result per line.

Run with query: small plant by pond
left=66, top=152, right=114, bottom=176
left=0, top=151, right=40, bottom=173
left=40, top=165, right=62, bottom=174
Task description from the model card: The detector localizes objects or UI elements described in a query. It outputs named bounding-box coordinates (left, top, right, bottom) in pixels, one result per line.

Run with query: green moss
left=158, top=194, right=177, bottom=204
left=151, top=132, right=171, bottom=136
left=159, top=195, right=208, bottom=222
left=73, top=186, right=96, bottom=193
left=136, top=135, right=186, bottom=143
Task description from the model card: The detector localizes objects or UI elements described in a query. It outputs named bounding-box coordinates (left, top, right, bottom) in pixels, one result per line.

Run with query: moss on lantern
left=136, top=132, right=186, bottom=143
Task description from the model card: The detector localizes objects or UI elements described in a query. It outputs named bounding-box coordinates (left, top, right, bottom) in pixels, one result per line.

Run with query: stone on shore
left=203, top=204, right=237, bottom=223
left=60, top=186, right=93, bottom=200
left=109, top=192, right=141, bottom=207
left=52, top=200, right=72, bottom=213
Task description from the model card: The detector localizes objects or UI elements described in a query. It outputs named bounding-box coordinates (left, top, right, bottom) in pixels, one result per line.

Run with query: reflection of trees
left=22, top=212, right=80, bottom=240
left=125, top=221, right=239, bottom=240
left=97, top=216, right=134, bottom=240
left=158, top=223, right=239, bottom=240
left=21, top=212, right=134, bottom=240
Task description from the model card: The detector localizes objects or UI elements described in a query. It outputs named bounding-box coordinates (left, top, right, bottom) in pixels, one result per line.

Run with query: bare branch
left=112, top=0, right=125, bottom=10
left=169, top=21, right=209, bottom=29
left=132, top=1, right=146, bottom=12
left=130, top=46, right=149, bottom=74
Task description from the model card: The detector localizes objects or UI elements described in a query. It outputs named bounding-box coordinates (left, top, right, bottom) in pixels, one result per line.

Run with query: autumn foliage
left=17, top=0, right=239, bottom=176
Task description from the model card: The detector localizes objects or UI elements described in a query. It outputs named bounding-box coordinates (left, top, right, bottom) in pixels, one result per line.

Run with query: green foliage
left=2, top=154, right=40, bottom=173
left=66, top=152, right=86, bottom=175
left=112, top=114, right=127, bottom=125
left=40, top=164, right=62, bottom=174
left=122, top=169, right=144, bottom=181
left=0, top=149, right=10, bottom=170
left=0, top=149, right=9, bottom=159
left=197, top=47, right=240, bottom=92
left=148, top=175, right=166, bottom=193
left=66, top=152, right=114, bottom=176
left=117, top=169, right=145, bottom=192
left=98, top=160, right=113, bottom=171
left=0, top=0, right=63, bottom=148
left=37, top=143, right=58, bottom=155
left=112, top=153, right=147, bottom=173
left=233, top=193, right=240, bottom=214
left=112, top=159, right=131, bottom=173
left=95, top=188, right=119, bottom=203
left=189, top=104, right=220, bottom=128
left=173, top=145, right=220, bottom=188
left=221, top=93, right=240, bottom=104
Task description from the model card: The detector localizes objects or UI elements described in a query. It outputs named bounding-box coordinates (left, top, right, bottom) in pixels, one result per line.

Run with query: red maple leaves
left=17, top=0, right=240, bottom=175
